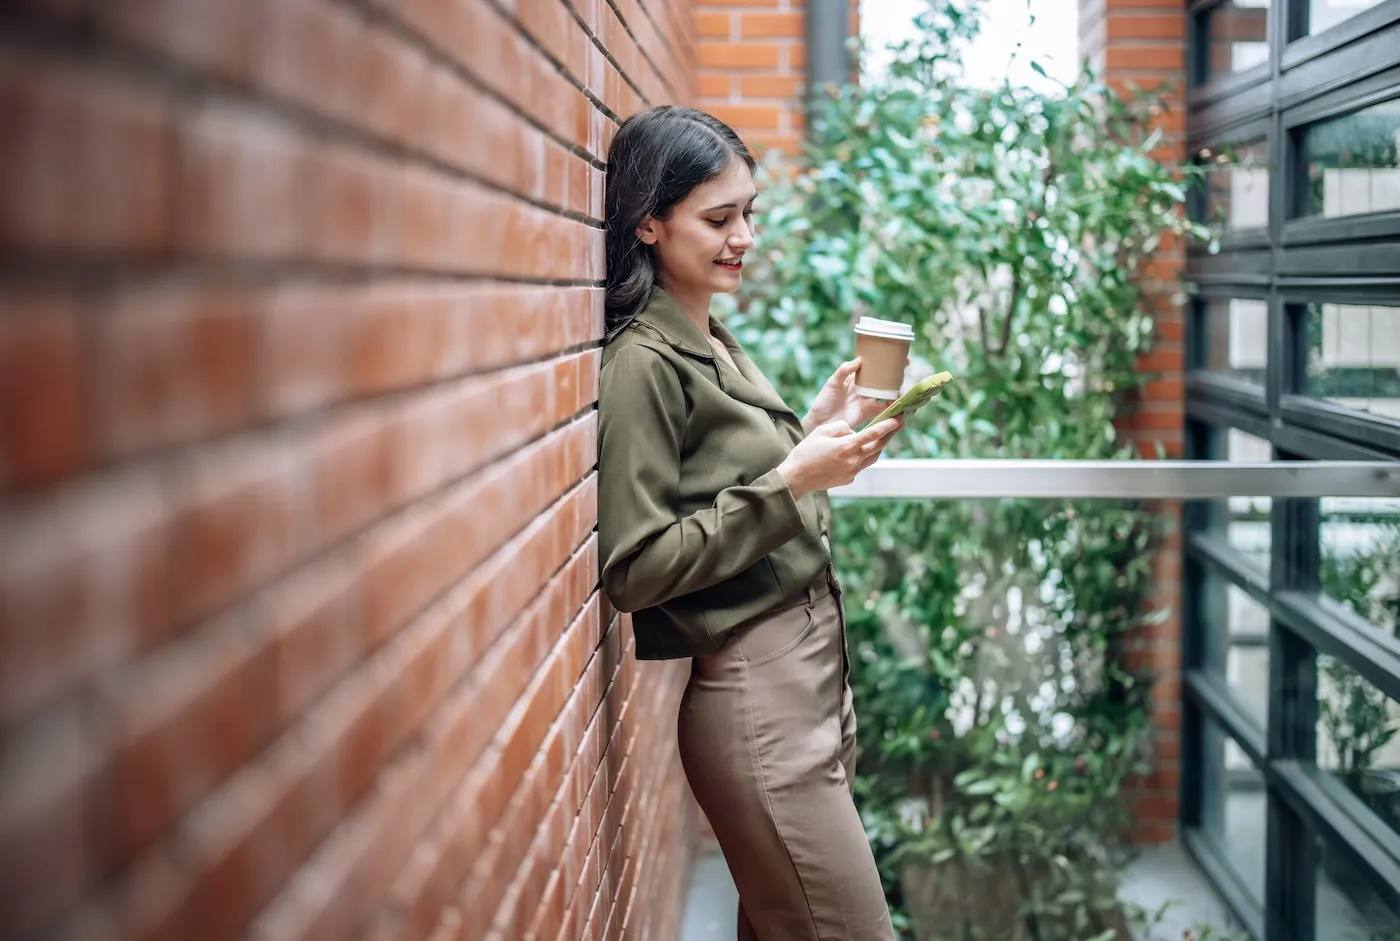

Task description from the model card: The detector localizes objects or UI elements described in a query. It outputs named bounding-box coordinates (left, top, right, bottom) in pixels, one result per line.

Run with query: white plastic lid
left=854, top=316, right=914, bottom=340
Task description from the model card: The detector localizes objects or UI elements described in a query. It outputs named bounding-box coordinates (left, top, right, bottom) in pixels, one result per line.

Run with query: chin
left=710, top=273, right=744, bottom=294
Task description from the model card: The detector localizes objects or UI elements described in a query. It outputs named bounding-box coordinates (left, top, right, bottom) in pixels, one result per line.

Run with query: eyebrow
left=702, top=194, right=758, bottom=212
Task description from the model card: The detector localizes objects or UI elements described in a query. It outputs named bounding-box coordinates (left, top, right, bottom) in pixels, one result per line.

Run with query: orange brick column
left=1079, top=0, right=1189, bottom=845
left=696, top=0, right=811, bottom=153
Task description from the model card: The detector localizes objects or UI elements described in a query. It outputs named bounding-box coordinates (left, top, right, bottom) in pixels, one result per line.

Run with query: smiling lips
left=715, top=257, right=743, bottom=270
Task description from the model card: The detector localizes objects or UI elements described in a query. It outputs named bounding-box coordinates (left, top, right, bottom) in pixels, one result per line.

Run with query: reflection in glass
left=1309, top=0, right=1387, bottom=35
left=1202, top=140, right=1270, bottom=233
left=1316, top=498, right=1400, bottom=855
left=1202, top=569, right=1271, bottom=722
left=1204, top=297, right=1268, bottom=383
left=1305, top=303, right=1400, bottom=420
left=1320, top=497, right=1400, bottom=636
left=1201, top=0, right=1271, bottom=82
left=1301, top=99, right=1400, bottom=219
left=1223, top=429, right=1272, bottom=564
left=1317, top=832, right=1400, bottom=940
left=1201, top=720, right=1267, bottom=903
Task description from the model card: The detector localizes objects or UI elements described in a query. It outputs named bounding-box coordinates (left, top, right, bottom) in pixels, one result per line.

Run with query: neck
left=661, top=281, right=713, bottom=336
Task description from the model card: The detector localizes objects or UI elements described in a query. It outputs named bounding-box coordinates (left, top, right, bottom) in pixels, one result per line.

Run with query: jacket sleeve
left=597, top=345, right=807, bottom=613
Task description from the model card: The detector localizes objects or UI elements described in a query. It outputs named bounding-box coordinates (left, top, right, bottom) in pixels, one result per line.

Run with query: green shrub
left=719, top=1, right=1212, bottom=936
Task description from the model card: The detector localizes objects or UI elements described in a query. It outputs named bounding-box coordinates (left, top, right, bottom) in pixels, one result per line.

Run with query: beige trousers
left=678, top=568, right=895, bottom=941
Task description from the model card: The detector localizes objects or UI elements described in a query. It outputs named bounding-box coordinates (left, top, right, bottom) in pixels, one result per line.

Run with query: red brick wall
left=0, top=2, right=699, bottom=939
left=1079, top=0, right=1188, bottom=845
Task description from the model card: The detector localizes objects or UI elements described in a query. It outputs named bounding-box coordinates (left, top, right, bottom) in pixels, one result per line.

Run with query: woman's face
left=638, top=157, right=756, bottom=297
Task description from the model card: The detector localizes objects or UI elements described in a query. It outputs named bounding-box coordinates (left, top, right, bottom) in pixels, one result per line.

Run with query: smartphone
left=864, top=371, right=954, bottom=427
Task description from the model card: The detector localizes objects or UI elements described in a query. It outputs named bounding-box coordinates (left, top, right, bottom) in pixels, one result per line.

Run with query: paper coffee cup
left=853, top=316, right=914, bottom=399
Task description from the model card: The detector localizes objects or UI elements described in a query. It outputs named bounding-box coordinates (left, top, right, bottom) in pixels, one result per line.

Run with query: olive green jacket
left=597, top=289, right=833, bottom=659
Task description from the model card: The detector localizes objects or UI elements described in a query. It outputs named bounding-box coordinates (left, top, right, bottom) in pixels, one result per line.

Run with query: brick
left=98, top=609, right=278, bottom=868
left=360, top=26, right=433, bottom=146
left=453, top=184, right=605, bottom=281
left=1105, top=14, right=1187, bottom=40
left=1131, top=795, right=1180, bottom=822
left=246, top=0, right=366, bottom=130
left=1136, top=347, right=1183, bottom=375
left=94, top=284, right=259, bottom=460
left=697, top=12, right=731, bottom=37
left=260, top=555, right=363, bottom=731
left=426, top=73, right=598, bottom=220
left=459, top=1, right=607, bottom=160
left=254, top=284, right=350, bottom=419
left=1105, top=44, right=1185, bottom=70
left=0, top=293, right=87, bottom=488
left=1144, top=378, right=1186, bottom=401
left=0, top=53, right=173, bottom=256
left=176, top=104, right=313, bottom=260
left=741, top=12, right=804, bottom=38
left=173, top=437, right=311, bottom=621
left=398, top=164, right=459, bottom=271
left=518, top=0, right=594, bottom=86
left=746, top=133, right=803, bottom=154
left=0, top=474, right=177, bottom=729
left=698, top=74, right=732, bottom=97
left=95, top=0, right=254, bottom=82
left=707, top=104, right=782, bottom=130
left=741, top=73, right=802, bottom=97
left=304, top=142, right=400, bottom=267
left=697, top=42, right=781, bottom=69
left=0, top=705, right=101, bottom=937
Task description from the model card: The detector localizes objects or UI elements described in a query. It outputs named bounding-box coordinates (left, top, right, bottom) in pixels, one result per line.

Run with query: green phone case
left=864, top=371, right=954, bottom=426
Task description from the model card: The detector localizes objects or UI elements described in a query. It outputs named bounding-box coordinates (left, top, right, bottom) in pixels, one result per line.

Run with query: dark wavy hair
left=603, top=106, right=756, bottom=342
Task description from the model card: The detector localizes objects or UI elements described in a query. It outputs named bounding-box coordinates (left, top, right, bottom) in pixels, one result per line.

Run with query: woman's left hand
left=802, top=357, right=902, bottom=435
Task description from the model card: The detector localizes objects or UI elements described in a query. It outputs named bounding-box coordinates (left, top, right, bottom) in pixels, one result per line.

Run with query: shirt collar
left=634, top=288, right=797, bottom=419
left=633, top=288, right=716, bottom=358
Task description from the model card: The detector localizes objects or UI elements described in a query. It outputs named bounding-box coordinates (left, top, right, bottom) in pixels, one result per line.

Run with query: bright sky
left=860, top=0, right=1081, bottom=89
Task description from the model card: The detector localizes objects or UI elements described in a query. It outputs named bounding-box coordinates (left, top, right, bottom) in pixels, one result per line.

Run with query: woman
left=596, top=105, right=901, bottom=941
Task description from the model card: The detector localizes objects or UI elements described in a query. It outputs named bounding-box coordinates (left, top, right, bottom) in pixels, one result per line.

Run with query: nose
left=730, top=224, right=755, bottom=252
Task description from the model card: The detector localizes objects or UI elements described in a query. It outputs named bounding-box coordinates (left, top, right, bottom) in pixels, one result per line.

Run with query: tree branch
left=993, top=267, right=1022, bottom=356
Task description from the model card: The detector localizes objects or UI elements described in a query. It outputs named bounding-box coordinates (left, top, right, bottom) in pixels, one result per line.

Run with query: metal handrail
left=830, top=459, right=1400, bottom=500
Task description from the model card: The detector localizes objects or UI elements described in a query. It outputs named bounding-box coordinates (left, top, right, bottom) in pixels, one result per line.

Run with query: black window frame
left=1181, top=0, right=1400, bottom=937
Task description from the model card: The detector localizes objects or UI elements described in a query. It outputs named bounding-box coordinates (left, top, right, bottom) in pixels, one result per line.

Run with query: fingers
left=828, top=359, right=860, bottom=387
left=858, top=417, right=902, bottom=443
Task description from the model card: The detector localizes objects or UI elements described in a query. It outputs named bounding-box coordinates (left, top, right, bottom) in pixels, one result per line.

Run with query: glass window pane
left=1200, top=0, right=1271, bottom=83
left=1223, top=429, right=1273, bottom=565
left=1202, top=568, right=1271, bottom=722
left=1300, top=99, right=1400, bottom=219
left=1317, top=830, right=1400, bottom=940
left=1309, top=0, right=1388, bottom=35
left=1321, top=497, right=1400, bottom=636
left=1201, top=719, right=1267, bottom=903
left=1203, top=297, right=1269, bottom=383
left=1202, top=140, right=1271, bottom=233
left=1304, top=302, right=1400, bottom=420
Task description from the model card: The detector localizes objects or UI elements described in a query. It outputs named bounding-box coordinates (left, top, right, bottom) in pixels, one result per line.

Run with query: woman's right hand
left=777, top=417, right=904, bottom=499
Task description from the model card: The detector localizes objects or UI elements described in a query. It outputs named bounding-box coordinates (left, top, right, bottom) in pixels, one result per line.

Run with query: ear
left=635, top=217, right=659, bottom=245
